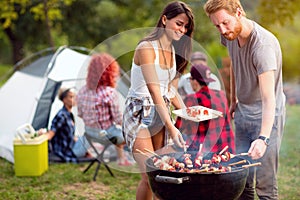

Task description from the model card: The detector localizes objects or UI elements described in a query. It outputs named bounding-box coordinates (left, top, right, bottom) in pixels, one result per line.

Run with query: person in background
left=122, top=1, right=194, bottom=199
left=178, top=51, right=221, bottom=99
left=175, top=63, right=235, bottom=154
left=190, top=51, right=221, bottom=90
left=204, top=0, right=286, bottom=199
left=76, top=53, right=132, bottom=166
left=39, top=87, right=90, bottom=163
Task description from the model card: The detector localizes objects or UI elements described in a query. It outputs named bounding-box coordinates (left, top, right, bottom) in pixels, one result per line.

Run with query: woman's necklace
left=158, top=39, right=172, bottom=92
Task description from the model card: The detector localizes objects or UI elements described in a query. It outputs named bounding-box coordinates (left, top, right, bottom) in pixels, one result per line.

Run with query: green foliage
left=0, top=0, right=28, bottom=28
left=92, top=28, right=151, bottom=71
left=205, top=40, right=228, bottom=68
left=0, top=0, right=76, bottom=63
left=0, top=0, right=74, bottom=28
left=0, top=64, right=13, bottom=86
left=268, top=13, right=300, bottom=81
left=1, top=0, right=300, bottom=80
left=257, top=0, right=300, bottom=27
left=189, top=0, right=220, bottom=46
left=30, top=1, right=62, bottom=21
left=0, top=31, right=12, bottom=64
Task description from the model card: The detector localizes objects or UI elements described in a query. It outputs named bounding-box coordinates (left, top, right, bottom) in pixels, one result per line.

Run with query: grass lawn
left=0, top=160, right=141, bottom=200
left=0, top=105, right=299, bottom=199
left=278, top=105, right=300, bottom=199
left=0, top=65, right=299, bottom=199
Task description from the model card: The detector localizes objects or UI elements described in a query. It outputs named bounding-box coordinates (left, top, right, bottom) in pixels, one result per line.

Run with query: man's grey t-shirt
left=221, top=21, right=285, bottom=120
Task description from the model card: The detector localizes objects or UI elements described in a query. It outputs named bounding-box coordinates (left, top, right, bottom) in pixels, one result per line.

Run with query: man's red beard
left=223, top=22, right=242, bottom=41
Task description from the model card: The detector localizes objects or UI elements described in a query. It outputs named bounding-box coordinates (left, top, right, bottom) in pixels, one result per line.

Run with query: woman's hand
left=169, top=126, right=186, bottom=150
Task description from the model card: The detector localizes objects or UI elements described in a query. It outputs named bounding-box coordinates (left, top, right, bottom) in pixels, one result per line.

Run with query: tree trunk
left=4, top=27, right=24, bottom=64
left=43, top=0, right=54, bottom=48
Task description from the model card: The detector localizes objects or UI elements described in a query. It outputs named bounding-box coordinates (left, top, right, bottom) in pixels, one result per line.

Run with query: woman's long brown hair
left=140, top=1, right=194, bottom=75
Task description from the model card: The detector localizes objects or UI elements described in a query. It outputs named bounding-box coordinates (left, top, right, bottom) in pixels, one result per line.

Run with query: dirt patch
left=63, top=181, right=109, bottom=199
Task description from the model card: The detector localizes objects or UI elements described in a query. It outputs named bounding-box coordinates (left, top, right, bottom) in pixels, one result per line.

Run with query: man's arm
left=248, top=70, right=276, bottom=159
left=258, top=70, right=276, bottom=138
left=229, top=62, right=237, bottom=118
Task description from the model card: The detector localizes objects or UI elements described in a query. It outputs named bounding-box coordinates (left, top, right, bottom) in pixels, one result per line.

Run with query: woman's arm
left=169, top=77, right=186, bottom=110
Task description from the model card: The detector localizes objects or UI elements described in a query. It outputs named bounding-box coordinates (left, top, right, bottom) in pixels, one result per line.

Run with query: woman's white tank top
left=128, top=40, right=176, bottom=100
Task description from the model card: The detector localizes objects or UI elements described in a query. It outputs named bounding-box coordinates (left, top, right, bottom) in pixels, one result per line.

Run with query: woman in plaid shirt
left=77, top=53, right=131, bottom=166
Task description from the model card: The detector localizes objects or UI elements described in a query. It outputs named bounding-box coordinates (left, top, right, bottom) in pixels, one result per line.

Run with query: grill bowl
left=145, top=152, right=249, bottom=200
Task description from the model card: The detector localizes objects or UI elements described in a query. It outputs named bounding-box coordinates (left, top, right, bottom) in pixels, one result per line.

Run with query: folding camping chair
left=83, top=132, right=116, bottom=181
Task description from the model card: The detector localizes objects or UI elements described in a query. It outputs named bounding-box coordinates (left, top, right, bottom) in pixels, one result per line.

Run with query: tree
left=0, top=0, right=74, bottom=64
left=257, top=0, right=300, bottom=28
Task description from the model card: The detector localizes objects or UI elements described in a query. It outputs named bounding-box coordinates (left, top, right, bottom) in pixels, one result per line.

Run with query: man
left=175, top=64, right=235, bottom=154
left=190, top=51, right=221, bottom=91
left=204, top=0, right=286, bottom=199
left=39, top=87, right=90, bottom=163
left=178, top=51, right=221, bottom=99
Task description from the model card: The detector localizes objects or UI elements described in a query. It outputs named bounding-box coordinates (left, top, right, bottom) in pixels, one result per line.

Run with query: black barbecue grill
left=145, top=152, right=249, bottom=200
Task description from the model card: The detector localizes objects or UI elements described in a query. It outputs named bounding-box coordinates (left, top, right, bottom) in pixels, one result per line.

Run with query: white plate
left=172, top=106, right=223, bottom=122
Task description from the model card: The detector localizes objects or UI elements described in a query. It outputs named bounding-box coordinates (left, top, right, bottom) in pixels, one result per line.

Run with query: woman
left=122, top=1, right=194, bottom=199
left=77, top=53, right=131, bottom=166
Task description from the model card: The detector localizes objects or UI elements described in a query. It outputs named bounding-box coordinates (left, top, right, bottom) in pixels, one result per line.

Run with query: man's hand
left=248, top=139, right=267, bottom=160
left=229, top=102, right=237, bottom=119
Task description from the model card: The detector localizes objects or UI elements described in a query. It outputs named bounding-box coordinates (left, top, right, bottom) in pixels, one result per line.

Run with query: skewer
left=198, top=168, right=209, bottom=173
left=144, top=148, right=162, bottom=158
left=238, top=152, right=249, bottom=156
left=198, top=143, right=203, bottom=154
left=190, top=168, right=209, bottom=173
left=242, top=162, right=262, bottom=168
left=183, top=144, right=187, bottom=154
left=211, top=169, right=223, bottom=173
left=229, top=152, right=249, bottom=159
left=196, top=143, right=203, bottom=158
left=212, top=111, right=223, bottom=118
left=228, top=159, right=247, bottom=166
left=135, top=149, right=152, bottom=158
left=218, top=145, right=229, bottom=155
